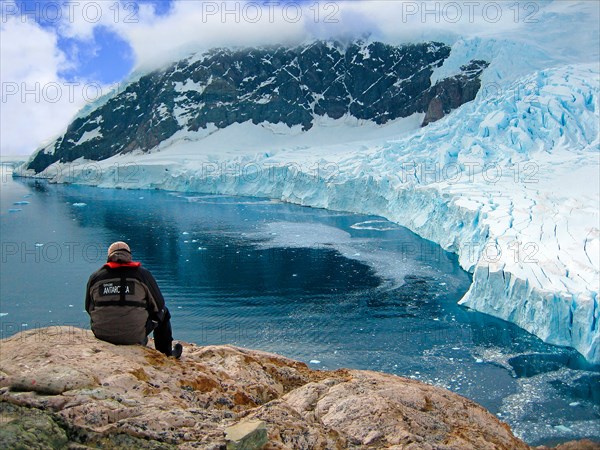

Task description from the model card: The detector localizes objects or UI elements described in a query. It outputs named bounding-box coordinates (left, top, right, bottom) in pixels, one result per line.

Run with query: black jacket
left=85, top=262, right=166, bottom=345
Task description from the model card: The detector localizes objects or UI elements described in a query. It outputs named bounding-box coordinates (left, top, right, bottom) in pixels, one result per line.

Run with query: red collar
left=104, top=261, right=141, bottom=269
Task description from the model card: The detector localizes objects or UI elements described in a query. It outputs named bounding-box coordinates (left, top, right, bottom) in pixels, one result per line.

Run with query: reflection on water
left=1, top=172, right=598, bottom=446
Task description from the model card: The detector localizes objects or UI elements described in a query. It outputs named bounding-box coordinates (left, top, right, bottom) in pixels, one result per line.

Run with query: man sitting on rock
left=85, top=241, right=182, bottom=358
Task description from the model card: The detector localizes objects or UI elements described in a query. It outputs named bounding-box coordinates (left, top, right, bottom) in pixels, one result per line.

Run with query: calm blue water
left=1, top=167, right=598, bottom=445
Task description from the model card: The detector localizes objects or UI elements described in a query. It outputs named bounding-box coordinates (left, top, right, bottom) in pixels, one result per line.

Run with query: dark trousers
left=146, top=307, right=174, bottom=356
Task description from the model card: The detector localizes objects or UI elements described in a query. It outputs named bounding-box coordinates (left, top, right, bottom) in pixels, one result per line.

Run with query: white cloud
left=113, top=0, right=549, bottom=71
left=0, top=17, right=83, bottom=156
left=113, top=1, right=311, bottom=72
left=0, top=1, right=129, bottom=156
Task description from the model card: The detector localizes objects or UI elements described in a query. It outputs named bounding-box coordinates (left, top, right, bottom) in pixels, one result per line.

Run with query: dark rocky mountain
left=27, top=41, right=488, bottom=173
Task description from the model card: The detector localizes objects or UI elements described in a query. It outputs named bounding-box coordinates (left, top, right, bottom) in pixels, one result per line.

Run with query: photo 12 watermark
left=0, top=78, right=137, bottom=111
left=1, top=241, right=108, bottom=264
left=462, top=240, right=540, bottom=265
left=398, top=1, right=540, bottom=24
left=1, top=1, right=139, bottom=24
left=4, top=160, right=343, bottom=185
left=1, top=81, right=108, bottom=104
left=399, top=161, right=539, bottom=185
left=0, top=322, right=92, bottom=343
left=197, top=1, right=340, bottom=24
left=480, top=80, right=544, bottom=106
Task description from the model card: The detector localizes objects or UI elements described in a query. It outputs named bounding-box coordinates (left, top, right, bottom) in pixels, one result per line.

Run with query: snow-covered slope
left=23, top=40, right=489, bottom=173
left=16, top=2, right=600, bottom=362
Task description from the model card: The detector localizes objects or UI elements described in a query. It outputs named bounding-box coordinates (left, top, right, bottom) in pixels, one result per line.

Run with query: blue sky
left=9, top=0, right=175, bottom=84
left=56, top=26, right=133, bottom=84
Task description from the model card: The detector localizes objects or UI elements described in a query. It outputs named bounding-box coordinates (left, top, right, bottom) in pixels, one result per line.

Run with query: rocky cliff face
left=0, top=326, right=532, bottom=449
left=27, top=41, right=487, bottom=174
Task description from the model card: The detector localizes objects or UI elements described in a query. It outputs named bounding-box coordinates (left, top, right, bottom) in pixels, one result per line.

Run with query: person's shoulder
left=136, top=264, right=154, bottom=278
left=88, top=265, right=109, bottom=282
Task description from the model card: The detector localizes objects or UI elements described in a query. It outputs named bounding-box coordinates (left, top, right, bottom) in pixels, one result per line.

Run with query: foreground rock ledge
left=0, top=327, right=575, bottom=449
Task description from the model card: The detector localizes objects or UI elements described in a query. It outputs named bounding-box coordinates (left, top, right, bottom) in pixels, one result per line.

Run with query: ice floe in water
left=499, top=365, right=600, bottom=444
left=184, top=195, right=276, bottom=205
left=350, top=220, right=402, bottom=231
left=72, top=203, right=87, bottom=207
left=247, top=221, right=451, bottom=289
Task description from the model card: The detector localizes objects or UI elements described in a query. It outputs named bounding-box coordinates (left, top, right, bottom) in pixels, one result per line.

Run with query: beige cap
left=107, top=241, right=131, bottom=258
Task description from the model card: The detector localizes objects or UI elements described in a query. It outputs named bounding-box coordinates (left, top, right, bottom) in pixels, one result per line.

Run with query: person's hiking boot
left=171, top=343, right=183, bottom=359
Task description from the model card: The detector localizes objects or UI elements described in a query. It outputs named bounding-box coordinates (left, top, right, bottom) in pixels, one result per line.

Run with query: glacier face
left=17, top=60, right=599, bottom=363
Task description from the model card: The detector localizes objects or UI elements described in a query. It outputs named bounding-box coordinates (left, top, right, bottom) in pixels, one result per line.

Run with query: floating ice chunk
left=35, top=243, right=44, bottom=247
left=182, top=232, right=189, bottom=235
left=0, top=313, right=8, bottom=317
left=72, top=203, right=87, bottom=207
left=569, top=402, right=580, bottom=407
left=309, top=360, right=321, bottom=364
left=350, top=220, right=400, bottom=231
left=8, top=209, right=22, bottom=213
left=13, top=201, right=30, bottom=205
left=554, top=425, right=572, bottom=433
left=198, top=247, right=207, bottom=250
